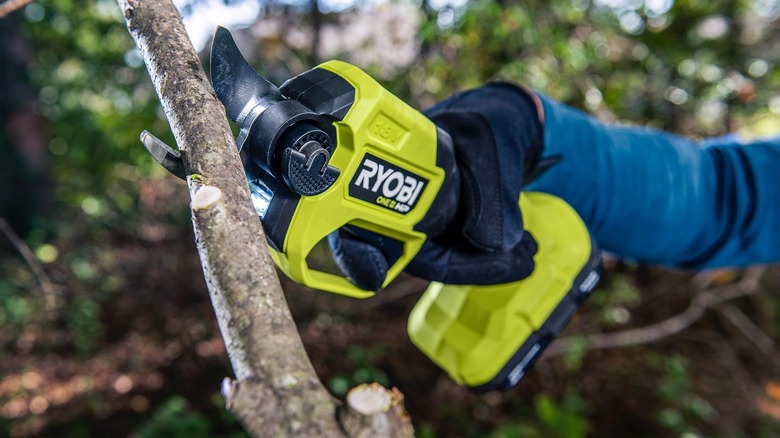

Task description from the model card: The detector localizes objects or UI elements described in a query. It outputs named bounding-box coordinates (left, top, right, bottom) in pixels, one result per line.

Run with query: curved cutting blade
left=210, top=26, right=282, bottom=126
left=140, top=130, right=186, bottom=180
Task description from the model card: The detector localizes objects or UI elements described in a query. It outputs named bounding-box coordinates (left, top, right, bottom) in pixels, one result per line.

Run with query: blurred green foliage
left=19, top=0, right=175, bottom=217
left=414, top=390, right=589, bottom=438
left=489, top=392, right=589, bottom=438
left=400, top=0, right=780, bottom=140
left=134, top=396, right=211, bottom=437
left=327, top=345, right=390, bottom=396
left=651, top=354, right=718, bottom=435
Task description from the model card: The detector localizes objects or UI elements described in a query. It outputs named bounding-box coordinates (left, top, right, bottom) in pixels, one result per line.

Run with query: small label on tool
left=579, top=271, right=601, bottom=295
left=507, top=343, right=542, bottom=387
left=349, top=153, right=427, bottom=214
left=370, top=113, right=408, bottom=144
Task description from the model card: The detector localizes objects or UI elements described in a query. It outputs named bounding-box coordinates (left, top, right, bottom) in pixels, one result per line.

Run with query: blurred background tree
left=2, top=0, right=780, bottom=436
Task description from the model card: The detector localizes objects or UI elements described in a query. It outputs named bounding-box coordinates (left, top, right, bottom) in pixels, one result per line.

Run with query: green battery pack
left=408, top=192, right=600, bottom=391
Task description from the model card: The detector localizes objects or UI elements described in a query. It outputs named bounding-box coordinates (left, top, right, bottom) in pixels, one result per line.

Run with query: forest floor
left=1, top=177, right=780, bottom=438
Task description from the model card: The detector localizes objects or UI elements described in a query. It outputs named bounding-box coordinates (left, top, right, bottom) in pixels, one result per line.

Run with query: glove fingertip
left=327, top=231, right=388, bottom=292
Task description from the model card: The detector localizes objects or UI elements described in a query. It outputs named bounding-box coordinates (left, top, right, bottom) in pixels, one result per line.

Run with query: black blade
left=210, top=26, right=282, bottom=126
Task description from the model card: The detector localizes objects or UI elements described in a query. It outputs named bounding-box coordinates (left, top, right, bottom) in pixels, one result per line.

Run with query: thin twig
left=0, top=0, right=34, bottom=18
left=543, top=268, right=765, bottom=358
left=716, top=303, right=776, bottom=354
left=0, top=216, right=59, bottom=315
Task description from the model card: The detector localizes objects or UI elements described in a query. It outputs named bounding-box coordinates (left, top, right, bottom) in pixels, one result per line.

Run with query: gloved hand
left=329, top=83, right=546, bottom=291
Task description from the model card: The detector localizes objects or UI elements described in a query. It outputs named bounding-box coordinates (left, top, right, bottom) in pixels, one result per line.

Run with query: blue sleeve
left=526, top=93, right=780, bottom=269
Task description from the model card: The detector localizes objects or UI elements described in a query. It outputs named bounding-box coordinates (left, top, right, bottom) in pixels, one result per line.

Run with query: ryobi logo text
left=349, top=154, right=427, bottom=214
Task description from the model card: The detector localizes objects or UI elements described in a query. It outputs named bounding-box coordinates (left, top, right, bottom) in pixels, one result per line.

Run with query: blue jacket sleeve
left=526, top=93, right=780, bottom=269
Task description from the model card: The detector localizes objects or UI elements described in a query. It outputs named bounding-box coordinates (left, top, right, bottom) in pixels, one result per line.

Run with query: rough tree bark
left=116, top=0, right=412, bottom=436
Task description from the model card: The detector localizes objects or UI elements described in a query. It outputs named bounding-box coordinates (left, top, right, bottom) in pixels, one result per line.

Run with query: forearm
left=527, top=93, right=780, bottom=269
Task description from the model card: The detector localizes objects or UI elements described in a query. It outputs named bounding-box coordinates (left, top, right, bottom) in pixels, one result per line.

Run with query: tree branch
left=116, top=1, right=411, bottom=436
left=543, top=268, right=765, bottom=358
left=716, top=303, right=776, bottom=354
left=0, top=216, right=59, bottom=316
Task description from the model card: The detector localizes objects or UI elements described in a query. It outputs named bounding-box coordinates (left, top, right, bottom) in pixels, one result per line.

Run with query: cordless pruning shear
left=142, top=26, right=601, bottom=391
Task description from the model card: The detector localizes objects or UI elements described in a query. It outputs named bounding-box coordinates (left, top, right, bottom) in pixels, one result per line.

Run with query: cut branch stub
left=341, top=384, right=414, bottom=437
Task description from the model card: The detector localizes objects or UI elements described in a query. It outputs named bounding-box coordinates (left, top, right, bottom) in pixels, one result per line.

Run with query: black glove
left=329, top=83, right=545, bottom=291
